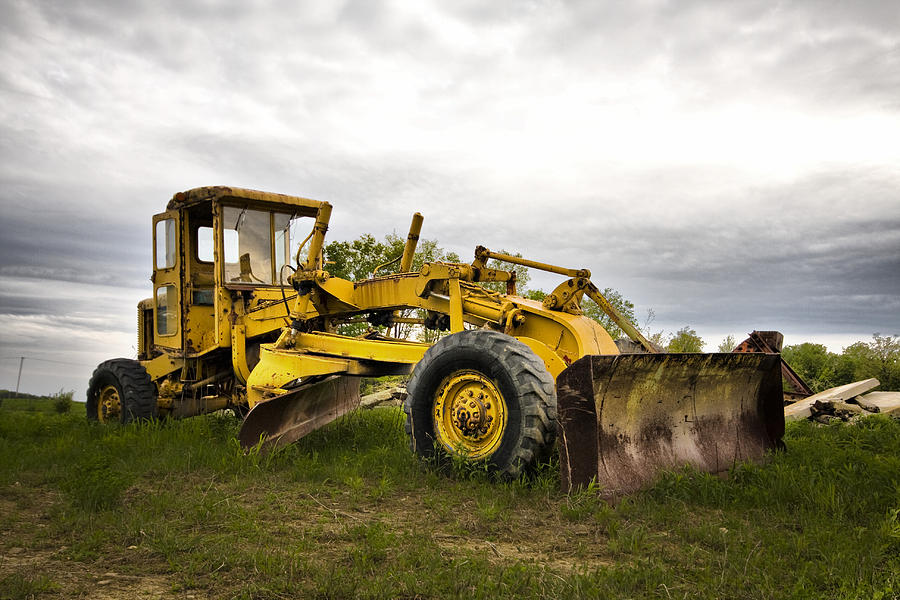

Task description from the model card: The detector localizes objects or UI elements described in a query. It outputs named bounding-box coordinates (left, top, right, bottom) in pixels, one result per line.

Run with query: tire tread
left=404, top=329, right=556, bottom=477
left=86, top=358, right=157, bottom=423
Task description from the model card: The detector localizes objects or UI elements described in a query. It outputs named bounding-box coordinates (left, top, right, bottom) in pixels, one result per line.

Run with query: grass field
left=1, top=396, right=898, bottom=599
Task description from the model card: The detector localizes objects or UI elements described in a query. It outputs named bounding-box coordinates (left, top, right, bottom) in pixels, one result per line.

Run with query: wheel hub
left=97, top=385, right=120, bottom=423
left=450, top=390, right=495, bottom=438
left=433, top=371, right=506, bottom=459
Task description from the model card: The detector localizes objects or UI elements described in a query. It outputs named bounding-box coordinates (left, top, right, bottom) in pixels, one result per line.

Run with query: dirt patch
left=1, top=474, right=621, bottom=597
left=265, top=488, right=617, bottom=573
left=1, top=549, right=174, bottom=599
left=0, top=485, right=178, bottom=599
left=431, top=533, right=614, bottom=572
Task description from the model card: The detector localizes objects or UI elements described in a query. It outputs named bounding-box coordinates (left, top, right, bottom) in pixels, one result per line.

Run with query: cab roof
left=167, top=186, right=327, bottom=217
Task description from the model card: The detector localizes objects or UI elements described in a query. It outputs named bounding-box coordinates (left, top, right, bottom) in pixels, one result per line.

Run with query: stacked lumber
left=360, top=387, right=407, bottom=409
left=784, top=378, right=900, bottom=424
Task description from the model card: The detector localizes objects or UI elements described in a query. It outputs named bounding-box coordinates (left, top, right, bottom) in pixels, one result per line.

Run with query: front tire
left=87, top=359, right=158, bottom=424
left=404, top=329, right=556, bottom=477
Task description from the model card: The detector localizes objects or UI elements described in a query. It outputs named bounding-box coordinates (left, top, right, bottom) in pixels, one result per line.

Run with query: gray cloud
left=511, top=0, right=900, bottom=112
left=1, top=0, right=898, bottom=396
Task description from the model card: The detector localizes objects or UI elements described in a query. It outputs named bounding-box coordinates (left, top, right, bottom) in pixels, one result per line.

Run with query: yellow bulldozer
left=88, top=186, right=785, bottom=494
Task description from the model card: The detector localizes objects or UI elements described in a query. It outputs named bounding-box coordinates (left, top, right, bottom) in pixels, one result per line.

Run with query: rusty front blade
left=558, top=353, right=784, bottom=495
left=238, top=375, right=360, bottom=451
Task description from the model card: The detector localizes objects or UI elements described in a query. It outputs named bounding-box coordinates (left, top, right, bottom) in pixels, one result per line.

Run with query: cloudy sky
left=1, top=0, right=898, bottom=399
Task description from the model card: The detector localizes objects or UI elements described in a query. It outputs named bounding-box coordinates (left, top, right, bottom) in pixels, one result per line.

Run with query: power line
left=0, top=356, right=97, bottom=368
left=2, top=356, right=95, bottom=396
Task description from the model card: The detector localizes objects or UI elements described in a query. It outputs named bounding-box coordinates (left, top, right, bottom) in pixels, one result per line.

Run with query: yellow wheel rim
left=433, top=370, right=507, bottom=460
left=97, top=385, right=120, bottom=423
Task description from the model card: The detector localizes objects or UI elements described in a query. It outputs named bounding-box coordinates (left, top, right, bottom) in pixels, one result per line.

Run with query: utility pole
left=15, top=357, right=24, bottom=396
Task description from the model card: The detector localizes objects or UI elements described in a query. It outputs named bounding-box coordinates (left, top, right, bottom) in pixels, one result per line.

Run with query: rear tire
left=404, top=329, right=556, bottom=477
left=87, top=359, right=158, bottom=424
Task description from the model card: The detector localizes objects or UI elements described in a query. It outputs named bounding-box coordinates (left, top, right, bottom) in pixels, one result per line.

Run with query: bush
left=52, top=389, right=74, bottom=414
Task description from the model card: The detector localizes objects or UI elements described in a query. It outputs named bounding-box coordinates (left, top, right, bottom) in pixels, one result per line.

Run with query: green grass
left=0, top=399, right=898, bottom=599
left=0, top=573, right=58, bottom=600
left=0, top=395, right=68, bottom=414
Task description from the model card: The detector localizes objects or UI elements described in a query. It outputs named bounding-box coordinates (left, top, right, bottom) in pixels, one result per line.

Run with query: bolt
left=468, top=390, right=473, bottom=397
left=484, top=402, right=491, bottom=409
left=487, top=416, right=493, bottom=422
left=469, top=401, right=476, bottom=408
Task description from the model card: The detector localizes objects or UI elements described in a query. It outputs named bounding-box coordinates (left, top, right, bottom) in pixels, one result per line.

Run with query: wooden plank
left=784, top=378, right=880, bottom=422
left=856, top=391, right=900, bottom=415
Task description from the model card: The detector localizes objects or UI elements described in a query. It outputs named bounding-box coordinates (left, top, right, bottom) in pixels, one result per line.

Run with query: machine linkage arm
left=474, top=246, right=590, bottom=279
left=583, top=283, right=658, bottom=353
left=473, top=246, right=658, bottom=354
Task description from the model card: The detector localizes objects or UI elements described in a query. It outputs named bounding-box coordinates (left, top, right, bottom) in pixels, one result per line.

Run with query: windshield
left=222, top=206, right=307, bottom=285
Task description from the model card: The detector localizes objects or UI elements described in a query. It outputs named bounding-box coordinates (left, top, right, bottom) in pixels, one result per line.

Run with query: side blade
left=558, top=353, right=784, bottom=495
left=238, top=375, right=360, bottom=451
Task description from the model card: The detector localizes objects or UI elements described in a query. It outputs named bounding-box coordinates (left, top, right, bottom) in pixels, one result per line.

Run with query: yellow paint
left=142, top=353, right=183, bottom=381
left=97, top=385, right=120, bottom=423
left=515, top=337, right=569, bottom=378
left=433, top=370, right=508, bottom=459
left=129, top=186, right=653, bottom=434
left=231, top=324, right=252, bottom=384
left=448, top=278, right=464, bottom=332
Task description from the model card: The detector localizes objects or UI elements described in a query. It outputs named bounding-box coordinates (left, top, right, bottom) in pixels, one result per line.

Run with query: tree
left=833, top=334, right=900, bottom=391
left=383, top=233, right=461, bottom=273
left=520, top=286, right=640, bottom=341
left=667, top=326, right=704, bottom=352
left=781, top=343, right=839, bottom=393
left=783, top=334, right=900, bottom=393
left=646, top=330, right=668, bottom=350
left=639, top=308, right=670, bottom=351
left=324, top=233, right=459, bottom=339
left=326, top=234, right=461, bottom=281
left=868, top=333, right=900, bottom=390
left=717, top=335, right=737, bottom=353
left=581, top=288, right=638, bottom=341
left=324, top=234, right=388, bottom=281
left=478, top=251, right=531, bottom=294
left=833, top=342, right=868, bottom=387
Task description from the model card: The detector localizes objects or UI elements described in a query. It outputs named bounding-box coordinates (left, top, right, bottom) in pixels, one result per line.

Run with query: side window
left=155, top=218, right=176, bottom=270
left=156, top=285, right=178, bottom=335
left=197, top=226, right=214, bottom=263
